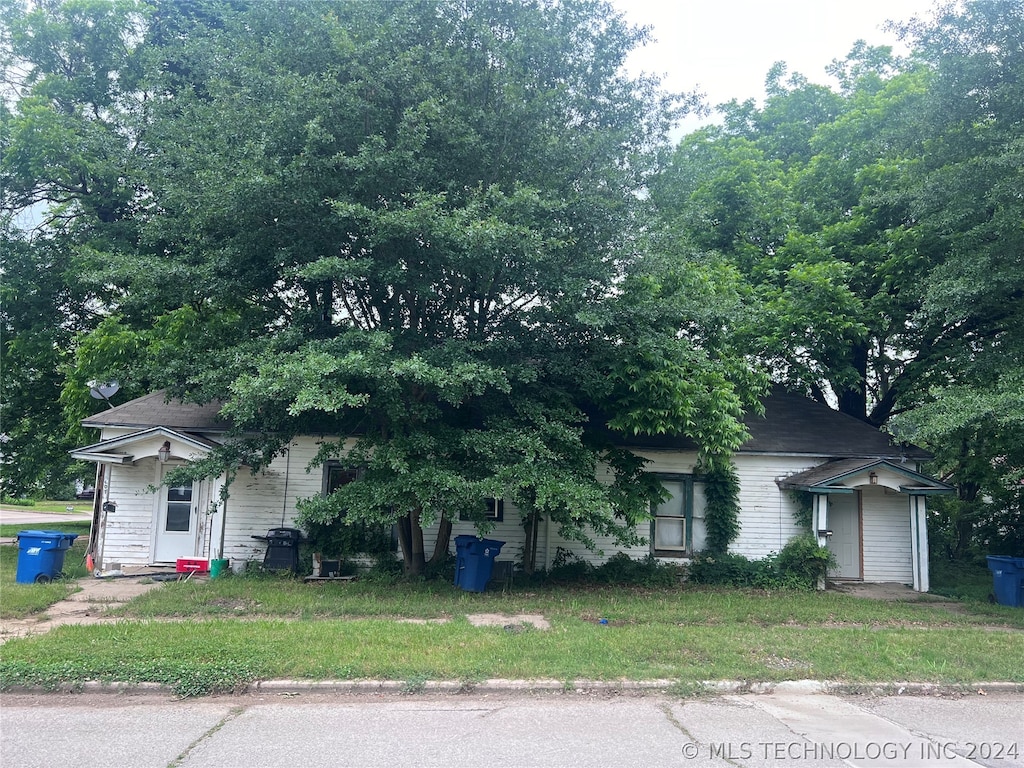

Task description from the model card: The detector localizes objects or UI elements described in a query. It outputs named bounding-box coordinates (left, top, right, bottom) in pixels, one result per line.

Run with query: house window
left=459, top=498, right=504, bottom=522
left=324, top=465, right=359, bottom=495
left=651, top=475, right=693, bottom=557
left=321, top=463, right=397, bottom=553
left=165, top=483, right=193, bottom=532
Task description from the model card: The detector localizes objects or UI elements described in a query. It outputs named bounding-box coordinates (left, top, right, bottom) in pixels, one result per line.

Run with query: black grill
left=251, top=527, right=302, bottom=573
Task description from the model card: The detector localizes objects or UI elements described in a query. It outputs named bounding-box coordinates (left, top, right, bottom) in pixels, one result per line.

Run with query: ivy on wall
left=702, top=461, right=741, bottom=555
left=790, top=491, right=813, bottom=532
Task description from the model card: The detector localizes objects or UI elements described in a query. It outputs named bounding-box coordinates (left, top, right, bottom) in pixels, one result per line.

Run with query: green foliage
left=689, top=536, right=833, bottom=590
left=789, top=492, right=814, bottom=532
left=687, top=553, right=781, bottom=589
left=545, top=551, right=682, bottom=587
left=592, top=552, right=683, bottom=587
left=702, top=461, right=741, bottom=554
left=775, top=535, right=834, bottom=587
left=299, top=506, right=395, bottom=560
left=0, top=498, right=36, bottom=507
left=0, top=657, right=260, bottom=697
left=0, top=0, right=753, bottom=578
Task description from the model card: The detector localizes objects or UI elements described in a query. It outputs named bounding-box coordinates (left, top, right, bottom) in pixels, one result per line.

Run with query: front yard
left=1, top=549, right=1022, bottom=696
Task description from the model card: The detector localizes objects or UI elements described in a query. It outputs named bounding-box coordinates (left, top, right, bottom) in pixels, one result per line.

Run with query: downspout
left=281, top=446, right=291, bottom=527
left=86, top=463, right=105, bottom=571
left=544, top=513, right=552, bottom=571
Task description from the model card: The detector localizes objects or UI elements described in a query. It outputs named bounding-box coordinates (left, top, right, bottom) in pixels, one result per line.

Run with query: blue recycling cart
left=986, top=556, right=1024, bottom=608
left=15, top=530, right=79, bottom=584
left=454, top=535, right=504, bottom=592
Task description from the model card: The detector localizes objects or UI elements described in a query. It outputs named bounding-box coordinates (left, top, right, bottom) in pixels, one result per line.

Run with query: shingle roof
left=740, top=388, right=929, bottom=459
left=778, top=458, right=953, bottom=492
left=82, top=387, right=928, bottom=460
left=612, top=387, right=929, bottom=460
left=82, top=391, right=228, bottom=432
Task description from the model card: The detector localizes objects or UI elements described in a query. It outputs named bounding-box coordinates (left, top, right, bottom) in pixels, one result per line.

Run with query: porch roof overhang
left=70, top=426, right=220, bottom=465
left=778, top=458, right=954, bottom=495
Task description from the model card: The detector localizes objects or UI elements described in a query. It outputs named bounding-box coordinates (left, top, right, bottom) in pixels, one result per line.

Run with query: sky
left=611, top=0, right=940, bottom=134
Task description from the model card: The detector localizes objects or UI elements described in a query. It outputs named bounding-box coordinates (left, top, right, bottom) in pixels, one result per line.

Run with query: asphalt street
left=0, top=508, right=93, bottom=526
left=2, top=691, right=1022, bottom=768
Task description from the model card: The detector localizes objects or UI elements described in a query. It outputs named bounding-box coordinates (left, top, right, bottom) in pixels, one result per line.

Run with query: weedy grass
left=112, top=575, right=1024, bottom=630
left=0, top=531, right=91, bottom=618
left=2, top=574, right=1023, bottom=695
left=2, top=615, right=1022, bottom=696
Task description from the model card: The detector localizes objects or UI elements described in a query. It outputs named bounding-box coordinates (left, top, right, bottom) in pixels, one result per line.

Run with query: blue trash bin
left=15, top=530, right=79, bottom=584
left=986, top=556, right=1024, bottom=608
left=453, top=536, right=504, bottom=592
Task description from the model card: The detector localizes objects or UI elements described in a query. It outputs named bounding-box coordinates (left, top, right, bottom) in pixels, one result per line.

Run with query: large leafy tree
left=5, top=0, right=760, bottom=573
left=650, top=56, right=940, bottom=427
left=887, top=0, right=1024, bottom=556
left=652, top=0, right=1024, bottom=557
left=1, top=0, right=149, bottom=494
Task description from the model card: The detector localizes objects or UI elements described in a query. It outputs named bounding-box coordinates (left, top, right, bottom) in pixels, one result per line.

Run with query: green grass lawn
left=0, top=525, right=91, bottom=618
left=0, top=500, right=94, bottom=514
left=2, top=519, right=1020, bottom=697
left=2, top=569, right=1022, bottom=696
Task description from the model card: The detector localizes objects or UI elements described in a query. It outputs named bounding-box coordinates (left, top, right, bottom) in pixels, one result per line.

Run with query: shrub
left=776, top=535, right=834, bottom=588
left=686, top=552, right=779, bottom=588
left=593, top=552, right=682, bottom=587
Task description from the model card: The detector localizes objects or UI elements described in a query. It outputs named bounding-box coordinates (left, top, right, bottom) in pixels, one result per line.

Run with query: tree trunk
left=428, top=514, right=453, bottom=569
left=522, top=510, right=541, bottom=575
left=397, top=508, right=429, bottom=576
left=836, top=343, right=869, bottom=423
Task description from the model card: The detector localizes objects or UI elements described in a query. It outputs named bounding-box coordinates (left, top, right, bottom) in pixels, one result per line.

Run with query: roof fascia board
left=71, top=427, right=217, bottom=457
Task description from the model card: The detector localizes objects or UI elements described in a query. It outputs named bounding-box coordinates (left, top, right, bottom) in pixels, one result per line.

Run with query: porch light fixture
left=158, top=441, right=171, bottom=463
left=869, top=471, right=878, bottom=485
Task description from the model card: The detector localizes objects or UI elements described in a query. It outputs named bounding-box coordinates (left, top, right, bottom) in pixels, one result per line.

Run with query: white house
left=71, top=388, right=951, bottom=590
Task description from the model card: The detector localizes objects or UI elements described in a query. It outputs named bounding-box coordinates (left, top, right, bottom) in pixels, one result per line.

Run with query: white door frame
left=152, top=462, right=204, bottom=564
left=826, top=492, right=862, bottom=579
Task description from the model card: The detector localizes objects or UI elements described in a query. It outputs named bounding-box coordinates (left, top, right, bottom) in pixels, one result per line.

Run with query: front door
left=827, top=493, right=861, bottom=579
left=153, top=473, right=201, bottom=563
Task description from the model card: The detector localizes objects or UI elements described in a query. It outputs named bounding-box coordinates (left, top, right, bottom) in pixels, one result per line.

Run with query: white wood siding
left=423, top=451, right=830, bottom=567
left=861, top=486, right=914, bottom=584
left=95, top=426, right=919, bottom=581
left=730, top=455, right=823, bottom=559
left=100, top=459, right=158, bottom=568
left=219, top=439, right=327, bottom=565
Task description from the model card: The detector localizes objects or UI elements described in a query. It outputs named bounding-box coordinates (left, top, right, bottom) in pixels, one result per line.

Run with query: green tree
left=886, top=0, right=1024, bottom=557
left=0, top=225, right=94, bottom=496
left=7, top=0, right=758, bottom=574
left=1, top=0, right=150, bottom=488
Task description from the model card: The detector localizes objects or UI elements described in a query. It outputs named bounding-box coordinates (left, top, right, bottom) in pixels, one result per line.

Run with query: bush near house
left=688, top=536, right=834, bottom=590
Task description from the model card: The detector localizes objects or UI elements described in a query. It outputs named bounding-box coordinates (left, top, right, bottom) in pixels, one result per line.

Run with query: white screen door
left=154, top=477, right=200, bottom=563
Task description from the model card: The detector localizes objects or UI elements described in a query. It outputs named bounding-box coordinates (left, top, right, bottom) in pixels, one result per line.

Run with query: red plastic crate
left=175, top=557, right=209, bottom=573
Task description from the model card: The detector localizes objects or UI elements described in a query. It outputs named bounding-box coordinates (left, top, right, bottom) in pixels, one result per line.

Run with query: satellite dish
left=87, top=380, right=120, bottom=408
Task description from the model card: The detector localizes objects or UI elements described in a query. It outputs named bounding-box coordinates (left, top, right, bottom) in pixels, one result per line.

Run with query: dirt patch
left=827, top=581, right=949, bottom=602
left=466, top=613, right=550, bottom=630
left=0, top=576, right=167, bottom=643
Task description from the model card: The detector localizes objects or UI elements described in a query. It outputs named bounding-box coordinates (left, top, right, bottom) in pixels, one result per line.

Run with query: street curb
left=7, top=679, right=1023, bottom=697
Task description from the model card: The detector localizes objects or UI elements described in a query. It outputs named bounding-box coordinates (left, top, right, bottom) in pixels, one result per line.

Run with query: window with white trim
left=651, top=475, right=694, bottom=557
left=459, top=497, right=503, bottom=522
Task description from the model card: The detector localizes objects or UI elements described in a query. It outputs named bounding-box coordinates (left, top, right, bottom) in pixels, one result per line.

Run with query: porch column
left=909, top=495, right=929, bottom=592
left=812, top=493, right=829, bottom=547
